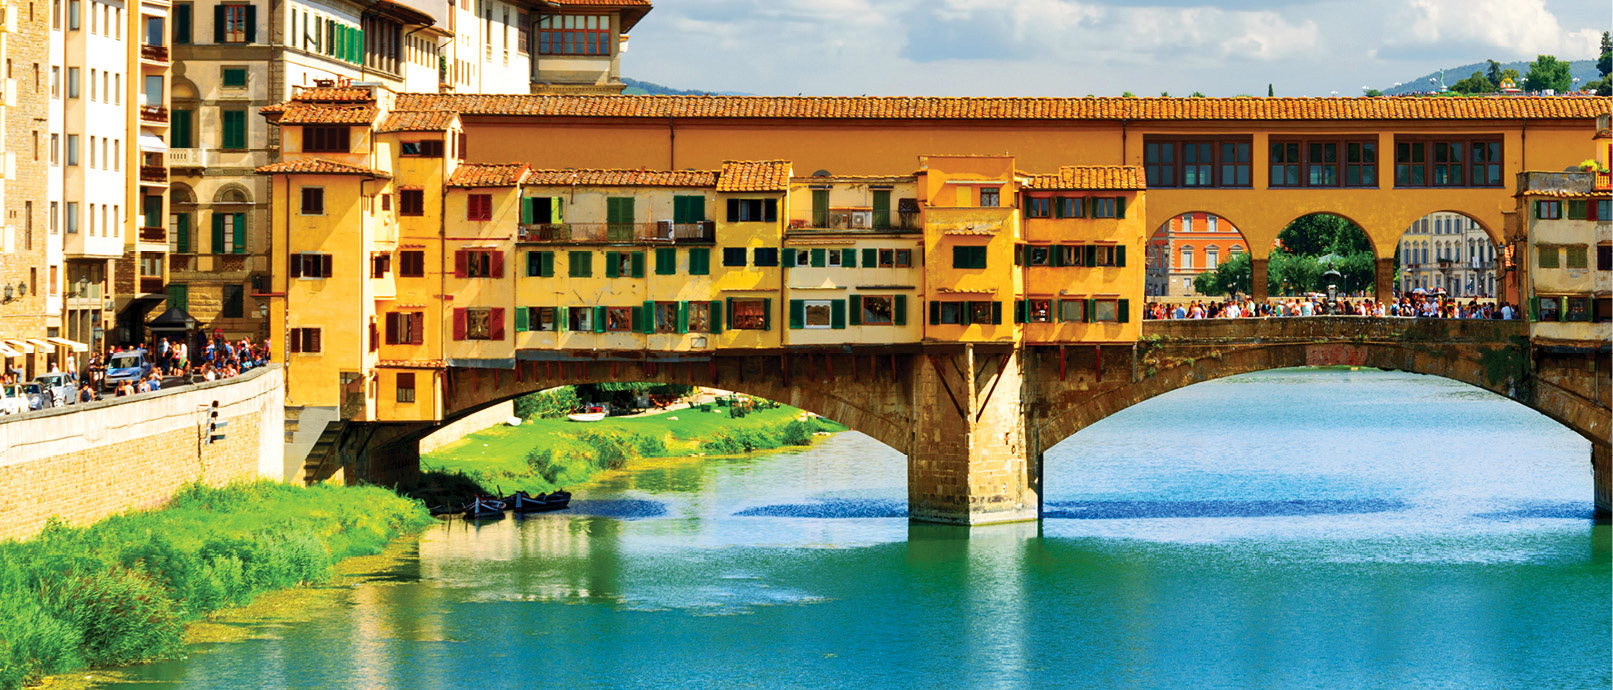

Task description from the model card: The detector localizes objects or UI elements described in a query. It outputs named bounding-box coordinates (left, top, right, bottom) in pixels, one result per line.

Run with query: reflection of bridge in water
left=309, top=317, right=1609, bottom=525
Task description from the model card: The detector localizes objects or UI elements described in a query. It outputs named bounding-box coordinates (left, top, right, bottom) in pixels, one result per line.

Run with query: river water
left=94, top=368, right=1608, bottom=690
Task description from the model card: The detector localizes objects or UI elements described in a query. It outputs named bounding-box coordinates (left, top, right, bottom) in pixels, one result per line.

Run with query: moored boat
left=504, top=489, right=572, bottom=513
left=462, top=496, right=507, bottom=519
left=568, top=405, right=608, bottom=422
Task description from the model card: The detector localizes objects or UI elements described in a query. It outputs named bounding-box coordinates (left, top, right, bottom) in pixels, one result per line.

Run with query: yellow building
left=1514, top=170, right=1612, bottom=346
left=1016, top=165, right=1146, bottom=343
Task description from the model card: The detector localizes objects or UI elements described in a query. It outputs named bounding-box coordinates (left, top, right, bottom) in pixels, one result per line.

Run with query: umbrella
left=1410, top=287, right=1427, bottom=295
left=1431, top=287, right=1447, bottom=295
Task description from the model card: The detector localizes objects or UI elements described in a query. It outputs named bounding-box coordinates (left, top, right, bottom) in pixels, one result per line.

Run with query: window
left=457, top=307, right=501, bottom=340
left=288, top=328, right=322, bottom=353
left=753, top=248, right=779, bottom=267
left=222, top=285, right=244, bottom=318
left=938, top=301, right=963, bottom=324
left=385, top=312, right=424, bottom=344
left=522, top=307, right=557, bottom=332
left=856, top=295, right=897, bottom=325
left=731, top=298, right=769, bottom=330
left=688, top=248, right=711, bottom=275
left=1395, top=139, right=1501, bottom=187
left=1537, top=246, right=1559, bottom=269
left=1534, top=200, right=1562, bottom=220
left=1059, top=299, right=1086, bottom=322
left=400, top=140, right=443, bottom=157
left=1143, top=137, right=1251, bottom=187
left=466, top=194, right=493, bottom=221
left=796, top=300, right=835, bottom=329
left=291, top=252, right=332, bottom=278
left=1054, top=197, right=1083, bottom=219
left=826, top=249, right=843, bottom=267
left=655, top=247, right=677, bottom=275
left=457, top=249, right=504, bottom=278
left=221, top=109, right=247, bottom=149
left=399, top=189, right=424, bottom=216
left=1565, top=246, right=1588, bottom=269
left=568, top=250, right=593, bottom=277
left=65, top=202, right=77, bottom=234
left=217, top=4, right=254, bottom=43
left=536, top=14, right=610, bottom=56
left=1205, top=247, right=1219, bottom=270
left=371, top=253, right=391, bottom=278
left=68, top=0, right=77, bottom=29
left=726, top=198, right=778, bottom=223
left=722, top=247, right=747, bottom=267
left=1537, top=296, right=1560, bottom=322
left=895, top=249, right=912, bottom=268
left=212, top=212, right=246, bottom=254
left=1022, top=299, right=1052, bottom=323
left=979, top=187, right=1000, bottom=207
left=174, top=3, right=191, bottom=43
left=952, top=245, right=987, bottom=269
left=603, top=250, right=640, bottom=278
left=654, top=302, right=680, bottom=333
left=878, top=249, right=895, bottom=268
left=569, top=306, right=593, bottom=331
left=1091, top=245, right=1123, bottom=267
left=605, top=307, right=633, bottom=332
left=527, top=250, right=556, bottom=277
left=396, top=373, right=415, bottom=403
left=1564, top=296, right=1590, bottom=322
left=1026, top=245, right=1051, bottom=266
left=1026, top=197, right=1051, bottom=218
left=687, top=301, right=712, bottom=333
left=300, top=187, right=324, bottom=215
left=672, top=195, right=705, bottom=224
left=65, top=134, right=77, bottom=165
left=399, top=250, right=425, bottom=277
left=969, top=302, right=996, bottom=324
left=1180, top=246, right=1194, bottom=270
left=1093, top=299, right=1123, bottom=323
left=303, top=126, right=348, bottom=152
left=1144, top=141, right=1176, bottom=188
left=1597, top=245, right=1611, bottom=271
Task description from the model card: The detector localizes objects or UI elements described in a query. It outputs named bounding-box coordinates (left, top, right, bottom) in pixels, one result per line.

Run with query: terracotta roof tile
left=524, top=168, right=717, bottom=187
left=276, top=104, right=379, bottom=125
left=1021, top=165, right=1145, bottom=191
left=256, top=158, right=391, bottom=178
left=391, top=94, right=1608, bottom=122
left=717, top=160, right=791, bottom=192
left=376, top=110, right=457, bottom=133
left=448, top=162, right=530, bottom=187
left=292, top=86, right=375, bottom=103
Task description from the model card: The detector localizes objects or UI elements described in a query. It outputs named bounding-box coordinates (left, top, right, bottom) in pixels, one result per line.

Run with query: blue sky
left=623, top=0, right=1607, bottom=96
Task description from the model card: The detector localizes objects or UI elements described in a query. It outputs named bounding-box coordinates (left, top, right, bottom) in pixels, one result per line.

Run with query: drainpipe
left=667, top=117, right=676, bottom=170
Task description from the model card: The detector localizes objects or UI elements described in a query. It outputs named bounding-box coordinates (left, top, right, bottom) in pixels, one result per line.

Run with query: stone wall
left=0, top=0, right=53, bottom=340
left=0, top=366, right=285, bottom=540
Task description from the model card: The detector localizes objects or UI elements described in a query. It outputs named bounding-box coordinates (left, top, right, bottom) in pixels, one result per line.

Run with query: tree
left=1600, top=32, right=1611, bottom=78
left=1523, top=54, right=1572, bottom=93
left=1267, top=84, right=1274, bottom=97
left=1160, top=91, right=1170, bottom=97
left=1121, top=91, right=1137, bottom=98
left=1277, top=214, right=1369, bottom=257
left=1486, top=59, right=1503, bottom=88
left=1192, top=252, right=1253, bottom=297
left=1362, top=88, right=1383, bottom=97
left=1450, top=71, right=1495, bottom=94
left=1189, top=91, right=1206, bottom=98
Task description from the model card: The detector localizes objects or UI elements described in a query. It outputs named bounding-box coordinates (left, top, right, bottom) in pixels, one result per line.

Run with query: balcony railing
left=140, top=43, right=169, bottom=62
left=1596, top=172, right=1610, bottom=191
left=517, top=221, right=715, bottom=244
left=138, top=226, right=165, bottom=243
left=169, top=254, right=193, bottom=271
left=139, top=105, right=168, bottom=123
left=139, top=165, right=167, bottom=183
left=167, top=148, right=206, bottom=168
left=138, top=276, right=164, bottom=294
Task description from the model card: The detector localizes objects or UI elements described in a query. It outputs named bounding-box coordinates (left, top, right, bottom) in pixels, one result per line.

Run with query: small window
left=753, top=248, right=779, bottom=267
left=803, top=300, right=833, bottom=329
left=722, top=247, right=747, bottom=267
left=1026, top=197, right=1050, bottom=218
left=952, top=245, right=987, bottom=269
left=396, top=373, right=415, bottom=403
left=467, top=194, right=492, bottom=221
left=1564, top=246, right=1588, bottom=269
left=1596, top=245, right=1611, bottom=271
left=826, top=250, right=843, bottom=267
left=1564, top=296, right=1590, bottom=322
left=1537, top=246, right=1559, bottom=269
left=568, top=251, right=593, bottom=277
left=939, top=302, right=963, bottom=324
left=859, top=296, right=894, bottom=325
left=300, top=187, right=324, bottom=215
left=687, top=301, right=712, bottom=333
left=878, top=249, right=895, bottom=268
left=1538, top=296, right=1560, bottom=322
left=731, top=299, right=768, bottom=330
left=400, top=140, right=443, bottom=157
left=605, top=306, right=634, bottom=332
left=1027, top=246, right=1050, bottom=266
left=370, top=253, right=390, bottom=278
left=569, top=306, right=593, bottom=331
left=979, top=187, right=1000, bottom=208
left=1535, top=200, right=1562, bottom=220
left=303, top=126, right=349, bottom=153
left=1059, top=299, right=1086, bottom=322
left=464, top=307, right=493, bottom=339
left=526, top=306, right=557, bottom=332
left=1091, top=197, right=1118, bottom=218
left=399, top=250, right=425, bottom=277
left=1093, top=299, right=1120, bottom=322
left=289, top=327, right=322, bottom=353
left=399, top=189, right=424, bottom=216
left=654, top=302, right=680, bottom=333
left=221, top=67, right=248, bottom=88
left=895, top=249, right=912, bottom=268
left=293, top=252, right=332, bottom=278
left=1025, top=299, right=1052, bottom=323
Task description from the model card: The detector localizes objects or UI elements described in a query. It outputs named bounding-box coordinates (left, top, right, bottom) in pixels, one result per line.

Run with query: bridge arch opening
left=1393, top=211, right=1504, bottom=300
left=1269, top=212, right=1378, bottom=298
left=1145, top=212, right=1253, bottom=298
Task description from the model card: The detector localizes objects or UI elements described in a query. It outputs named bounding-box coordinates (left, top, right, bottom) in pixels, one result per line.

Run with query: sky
left=623, top=0, right=1608, bottom=97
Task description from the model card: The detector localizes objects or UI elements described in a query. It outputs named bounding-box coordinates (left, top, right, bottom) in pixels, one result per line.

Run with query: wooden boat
left=567, top=405, right=607, bottom=422
left=504, top=490, right=571, bottom=513
left=462, top=496, right=507, bottom=519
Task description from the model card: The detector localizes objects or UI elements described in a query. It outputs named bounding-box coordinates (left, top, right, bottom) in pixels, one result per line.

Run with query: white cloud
left=1386, top=0, right=1599, bottom=58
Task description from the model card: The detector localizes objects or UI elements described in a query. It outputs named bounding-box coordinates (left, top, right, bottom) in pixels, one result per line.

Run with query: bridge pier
left=1374, top=257, right=1396, bottom=305
left=1594, top=444, right=1611, bottom=519
left=908, top=345, right=1040, bottom=525
left=1250, top=258, right=1268, bottom=303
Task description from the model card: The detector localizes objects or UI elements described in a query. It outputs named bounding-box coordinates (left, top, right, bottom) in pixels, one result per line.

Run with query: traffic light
left=206, top=400, right=228, bottom=445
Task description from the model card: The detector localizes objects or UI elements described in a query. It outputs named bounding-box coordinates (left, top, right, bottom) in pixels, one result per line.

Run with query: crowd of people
left=76, top=334, right=272, bottom=401
left=1145, top=294, right=1520, bottom=321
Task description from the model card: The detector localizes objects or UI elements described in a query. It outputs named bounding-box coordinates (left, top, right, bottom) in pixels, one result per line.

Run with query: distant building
left=1397, top=212, right=1498, bottom=298
left=1514, top=169, right=1611, bottom=346
left=1145, top=212, right=1245, bottom=298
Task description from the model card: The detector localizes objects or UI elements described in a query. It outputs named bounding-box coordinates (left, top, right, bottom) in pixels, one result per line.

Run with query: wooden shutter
left=811, top=248, right=826, bottom=267
left=454, top=250, right=467, bottom=278
left=1084, top=245, right=1096, bottom=267
left=1116, top=245, right=1127, bottom=267
left=452, top=308, right=466, bottom=340
left=289, top=329, right=301, bottom=353
left=762, top=298, right=772, bottom=330
left=515, top=306, right=528, bottom=332
left=1117, top=299, right=1130, bottom=323
left=848, top=295, right=862, bottom=325
left=709, top=300, right=723, bottom=333
left=831, top=299, right=846, bottom=329
left=863, top=248, right=877, bottom=268
left=174, top=214, right=190, bottom=253
left=541, top=251, right=554, bottom=277
left=641, top=301, right=655, bottom=333
left=1116, top=196, right=1126, bottom=219
left=789, top=300, right=804, bottom=329
left=211, top=213, right=225, bottom=254
left=592, top=306, right=606, bottom=333
left=489, top=308, right=505, bottom=340
left=289, top=254, right=302, bottom=278
left=1085, top=298, right=1096, bottom=323
left=232, top=214, right=247, bottom=254
left=411, top=313, right=424, bottom=344
left=992, top=302, right=1003, bottom=325
left=1014, top=300, right=1026, bottom=324
left=520, top=197, right=534, bottom=224
left=842, top=249, right=856, bottom=268
left=894, top=295, right=907, bottom=326
left=930, top=300, right=940, bottom=325
left=385, top=312, right=399, bottom=343
left=213, top=5, right=225, bottom=42
left=491, top=251, right=504, bottom=278
left=605, top=252, right=620, bottom=278
left=321, top=254, right=332, bottom=278
left=782, top=249, right=796, bottom=268
left=689, top=248, right=708, bottom=275
left=763, top=199, right=778, bottom=222
left=677, top=302, right=689, bottom=334
left=243, top=4, right=257, bottom=42
left=631, top=252, right=645, bottom=278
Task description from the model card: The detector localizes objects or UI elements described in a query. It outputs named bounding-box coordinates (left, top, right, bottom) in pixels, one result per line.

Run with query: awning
left=46, top=337, right=89, bottom=353
left=4, top=339, right=32, bottom=354
left=138, top=131, right=167, bottom=152
left=0, top=344, right=19, bottom=358
left=26, top=339, right=53, bottom=352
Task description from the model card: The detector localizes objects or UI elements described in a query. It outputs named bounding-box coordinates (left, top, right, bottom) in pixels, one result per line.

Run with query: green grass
left=421, top=404, right=848, bottom=497
left=0, top=481, right=433, bottom=690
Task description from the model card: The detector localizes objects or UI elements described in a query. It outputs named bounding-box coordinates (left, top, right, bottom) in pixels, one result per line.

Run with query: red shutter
left=321, top=254, right=333, bottom=278
left=289, top=255, right=302, bottom=278
left=454, top=250, right=467, bottom=278
left=385, top=313, right=399, bottom=344
left=289, top=329, right=301, bottom=353
left=490, top=307, right=505, bottom=341
left=411, top=313, right=425, bottom=344
left=452, top=308, right=466, bottom=340
left=490, top=250, right=504, bottom=278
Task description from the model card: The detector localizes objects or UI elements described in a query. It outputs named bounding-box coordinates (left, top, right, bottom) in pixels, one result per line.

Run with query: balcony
left=139, top=105, right=168, bottom=124
left=139, top=165, right=168, bottom=184
left=138, top=226, right=165, bottom=243
left=167, top=148, right=206, bottom=168
left=1596, top=172, right=1610, bottom=191
left=140, top=43, right=169, bottom=63
left=138, top=276, right=164, bottom=295
left=169, top=254, right=192, bottom=272
left=517, top=221, right=715, bottom=244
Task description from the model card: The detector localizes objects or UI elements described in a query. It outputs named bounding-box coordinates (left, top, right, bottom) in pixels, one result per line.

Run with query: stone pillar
left=1594, top=444, right=1611, bottom=519
left=1375, top=257, right=1396, bottom=305
left=1250, top=258, right=1269, bottom=303
left=908, top=345, right=1038, bottom=525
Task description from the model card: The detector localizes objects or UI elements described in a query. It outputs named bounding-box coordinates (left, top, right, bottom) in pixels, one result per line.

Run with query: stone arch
left=213, top=183, right=253, bottom=204
left=170, top=74, right=200, bottom=102
left=1398, top=208, right=1503, bottom=246
left=169, top=182, right=196, bottom=205
left=1145, top=210, right=1255, bottom=297
left=1274, top=209, right=1380, bottom=256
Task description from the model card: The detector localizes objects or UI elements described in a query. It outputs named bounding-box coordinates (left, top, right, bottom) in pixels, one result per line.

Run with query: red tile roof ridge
left=255, top=158, right=391, bottom=177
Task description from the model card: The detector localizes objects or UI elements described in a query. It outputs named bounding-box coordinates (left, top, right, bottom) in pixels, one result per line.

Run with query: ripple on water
left=1043, top=498, right=1407, bottom=519
left=563, top=498, right=669, bottom=519
left=732, top=498, right=909, bottom=518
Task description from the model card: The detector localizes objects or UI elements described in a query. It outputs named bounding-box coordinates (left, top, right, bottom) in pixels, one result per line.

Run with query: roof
left=261, top=85, right=375, bottom=115
left=376, top=110, right=457, bottom=133
left=448, top=162, right=530, bottom=187
left=717, top=160, right=791, bottom=192
left=390, top=94, right=1609, bottom=122
left=256, top=158, right=391, bottom=178
left=276, top=104, right=379, bottom=125
left=364, top=0, right=434, bottom=26
left=541, top=0, right=652, bottom=33
left=1021, top=165, right=1145, bottom=191
left=525, top=169, right=718, bottom=187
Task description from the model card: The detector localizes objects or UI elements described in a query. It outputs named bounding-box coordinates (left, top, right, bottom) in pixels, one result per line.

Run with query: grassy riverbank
left=0, top=481, right=433, bottom=690
left=420, top=404, right=847, bottom=499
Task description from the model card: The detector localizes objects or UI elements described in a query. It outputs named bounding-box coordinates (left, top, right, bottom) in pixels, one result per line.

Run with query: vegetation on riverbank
left=0, top=481, right=433, bottom=690
left=420, top=395, right=847, bottom=502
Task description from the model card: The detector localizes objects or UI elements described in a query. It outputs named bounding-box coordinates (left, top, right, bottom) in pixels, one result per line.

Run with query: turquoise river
left=94, top=368, right=1609, bottom=689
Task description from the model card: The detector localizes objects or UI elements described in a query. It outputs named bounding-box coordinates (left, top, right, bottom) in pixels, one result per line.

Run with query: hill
left=1379, top=59, right=1599, bottom=95
left=620, top=78, right=751, bottom=96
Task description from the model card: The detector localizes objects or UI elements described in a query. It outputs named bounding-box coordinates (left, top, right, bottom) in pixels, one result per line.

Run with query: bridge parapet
left=1141, top=316, right=1528, bottom=344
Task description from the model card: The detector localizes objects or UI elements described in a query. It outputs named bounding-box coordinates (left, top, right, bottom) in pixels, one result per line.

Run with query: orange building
left=1145, top=212, right=1248, bottom=298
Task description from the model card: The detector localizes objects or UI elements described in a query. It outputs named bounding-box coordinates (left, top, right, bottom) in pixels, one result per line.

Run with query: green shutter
left=763, top=298, right=772, bottom=330
left=1014, top=244, right=1024, bottom=266
left=810, top=248, right=826, bottom=267
left=991, top=301, right=1003, bottom=325
left=1534, top=201, right=1545, bottom=219
left=783, top=248, right=796, bottom=268
left=656, top=248, right=676, bottom=275
left=1014, top=299, right=1026, bottom=324
left=789, top=299, right=804, bottom=329
left=593, top=305, right=606, bottom=333
left=631, top=251, right=645, bottom=278
left=174, top=214, right=190, bottom=253
left=557, top=307, right=567, bottom=332
left=689, top=248, right=709, bottom=275
left=172, top=110, right=193, bottom=148
left=1085, top=298, right=1096, bottom=323
left=521, top=197, right=534, bottom=224
left=848, top=295, right=861, bottom=325
left=541, top=251, right=555, bottom=277
left=862, top=248, right=877, bottom=268
left=213, top=5, right=225, bottom=42
left=1084, top=245, right=1097, bottom=267
left=605, top=252, right=619, bottom=278
left=812, top=189, right=829, bottom=228
left=677, top=301, right=689, bottom=333
left=842, top=248, right=857, bottom=268
left=831, top=300, right=846, bottom=329
left=1116, top=245, right=1127, bottom=267
left=211, top=213, right=225, bottom=254
left=894, top=295, right=907, bottom=326
left=640, top=301, right=654, bottom=333
left=709, top=300, right=723, bottom=333
left=167, top=284, right=188, bottom=312
left=929, top=300, right=940, bottom=325
left=1118, top=298, right=1130, bottom=323
left=1116, top=196, right=1126, bottom=219
left=232, top=214, right=246, bottom=254
left=1528, top=297, right=1539, bottom=322
left=222, top=110, right=246, bottom=149
left=515, top=306, right=529, bottom=332
left=872, top=190, right=891, bottom=229
left=570, top=250, right=591, bottom=277
left=954, top=247, right=968, bottom=269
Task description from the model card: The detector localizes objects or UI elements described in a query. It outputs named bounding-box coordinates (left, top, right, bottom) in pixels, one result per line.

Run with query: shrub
left=514, top=387, right=580, bottom=420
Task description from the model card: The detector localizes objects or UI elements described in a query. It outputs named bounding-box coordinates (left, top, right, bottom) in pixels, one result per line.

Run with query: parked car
left=21, top=382, right=44, bottom=411
left=0, top=384, right=27, bottom=415
left=33, top=373, right=76, bottom=408
left=103, top=350, right=151, bottom=391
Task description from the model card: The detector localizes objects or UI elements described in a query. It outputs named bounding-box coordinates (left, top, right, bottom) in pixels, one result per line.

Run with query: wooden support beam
left=1059, top=345, right=1067, bottom=381
left=1095, top=345, right=1103, bottom=382
left=827, top=354, right=835, bottom=381
left=927, top=354, right=969, bottom=422
left=709, top=359, right=718, bottom=386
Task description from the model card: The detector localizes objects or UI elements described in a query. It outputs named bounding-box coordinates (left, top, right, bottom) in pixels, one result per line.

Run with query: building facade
left=1397, top=211, right=1499, bottom=297
left=1144, top=212, right=1246, bottom=298
left=1515, top=170, right=1612, bottom=344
